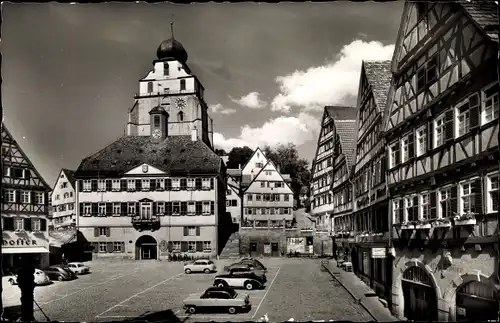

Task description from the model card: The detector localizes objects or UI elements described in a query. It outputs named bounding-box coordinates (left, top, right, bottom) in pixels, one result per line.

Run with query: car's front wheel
left=204, top=268, right=211, bottom=274
left=244, top=281, right=254, bottom=290
left=184, top=268, right=192, bottom=274
left=187, top=306, right=196, bottom=314
left=58, top=276, right=64, bottom=282
left=214, top=280, right=227, bottom=288
left=228, top=307, right=237, bottom=314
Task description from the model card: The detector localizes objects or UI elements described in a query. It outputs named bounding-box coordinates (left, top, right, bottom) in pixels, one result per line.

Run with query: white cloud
left=230, top=92, right=266, bottom=109
left=209, top=103, right=236, bottom=115
left=213, top=112, right=320, bottom=152
left=271, top=40, right=395, bottom=113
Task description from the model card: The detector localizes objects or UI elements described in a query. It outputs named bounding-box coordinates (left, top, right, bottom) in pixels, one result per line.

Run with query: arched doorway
left=401, top=266, right=438, bottom=321
left=135, top=235, right=157, bottom=260
left=456, top=281, right=499, bottom=321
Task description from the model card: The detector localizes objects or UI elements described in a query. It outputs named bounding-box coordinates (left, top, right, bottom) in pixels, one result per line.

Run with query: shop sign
left=371, top=248, right=386, bottom=259
left=3, top=238, right=39, bottom=247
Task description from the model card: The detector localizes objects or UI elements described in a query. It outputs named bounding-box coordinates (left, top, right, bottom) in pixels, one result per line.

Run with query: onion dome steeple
left=156, top=22, right=188, bottom=63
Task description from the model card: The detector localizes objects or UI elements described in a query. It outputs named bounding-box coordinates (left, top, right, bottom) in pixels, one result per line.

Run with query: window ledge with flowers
left=452, top=212, right=477, bottom=226
left=429, top=218, right=452, bottom=228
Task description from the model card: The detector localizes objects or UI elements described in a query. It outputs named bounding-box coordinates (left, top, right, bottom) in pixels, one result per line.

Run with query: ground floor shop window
left=456, top=281, right=499, bottom=322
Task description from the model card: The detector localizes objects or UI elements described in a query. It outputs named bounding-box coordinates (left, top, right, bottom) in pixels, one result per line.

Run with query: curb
left=321, top=263, right=378, bottom=322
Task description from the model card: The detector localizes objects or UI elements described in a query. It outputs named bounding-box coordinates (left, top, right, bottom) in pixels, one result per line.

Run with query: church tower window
left=163, top=62, right=169, bottom=76
left=154, top=115, right=161, bottom=128
left=147, top=82, right=153, bottom=93
left=180, top=79, right=186, bottom=91
left=177, top=111, right=184, bottom=122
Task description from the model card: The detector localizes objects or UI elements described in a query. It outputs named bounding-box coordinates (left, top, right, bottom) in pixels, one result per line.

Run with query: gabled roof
left=333, top=120, right=358, bottom=171
left=362, top=60, right=392, bottom=112
left=1, top=124, right=51, bottom=190
left=242, top=159, right=293, bottom=194
left=61, top=169, right=77, bottom=189
left=325, top=106, right=357, bottom=120
left=457, top=0, right=499, bottom=42
left=240, top=147, right=266, bottom=174
left=74, top=135, right=222, bottom=178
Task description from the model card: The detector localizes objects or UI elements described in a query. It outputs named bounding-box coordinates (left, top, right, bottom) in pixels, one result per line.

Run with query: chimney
left=191, top=128, right=197, bottom=141
left=238, top=164, right=241, bottom=170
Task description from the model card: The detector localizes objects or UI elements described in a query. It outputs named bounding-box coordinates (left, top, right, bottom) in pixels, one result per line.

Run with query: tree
left=262, top=143, right=311, bottom=204
left=215, top=149, right=227, bottom=156
left=227, top=146, right=254, bottom=169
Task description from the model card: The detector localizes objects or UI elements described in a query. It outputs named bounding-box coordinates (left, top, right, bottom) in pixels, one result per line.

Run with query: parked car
left=225, top=258, right=267, bottom=272
left=67, top=262, right=91, bottom=275
left=227, top=265, right=267, bottom=283
left=7, top=269, right=51, bottom=286
left=214, top=271, right=266, bottom=290
left=184, top=259, right=217, bottom=274
left=44, top=265, right=77, bottom=281
left=183, top=286, right=250, bottom=314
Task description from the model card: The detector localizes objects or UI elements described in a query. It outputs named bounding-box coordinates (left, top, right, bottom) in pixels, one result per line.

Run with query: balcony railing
left=131, top=215, right=160, bottom=232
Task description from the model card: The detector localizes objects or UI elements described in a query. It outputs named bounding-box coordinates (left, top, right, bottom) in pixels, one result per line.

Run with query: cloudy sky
left=2, top=2, right=403, bottom=186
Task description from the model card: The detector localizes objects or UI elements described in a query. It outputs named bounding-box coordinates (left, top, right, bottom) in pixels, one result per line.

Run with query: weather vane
left=170, top=14, right=175, bottom=40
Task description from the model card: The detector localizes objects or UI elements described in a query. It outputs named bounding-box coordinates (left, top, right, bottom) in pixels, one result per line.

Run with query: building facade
left=1, top=125, right=51, bottom=270
left=328, top=118, right=357, bottom=261
left=310, top=107, right=358, bottom=230
left=74, top=34, right=232, bottom=260
left=350, top=60, right=392, bottom=304
left=226, top=175, right=241, bottom=224
left=51, top=169, right=77, bottom=228
left=384, top=1, right=499, bottom=321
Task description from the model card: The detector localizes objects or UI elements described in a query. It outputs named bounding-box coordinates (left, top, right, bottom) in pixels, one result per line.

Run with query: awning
left=2, top=247, right=49, bottom=254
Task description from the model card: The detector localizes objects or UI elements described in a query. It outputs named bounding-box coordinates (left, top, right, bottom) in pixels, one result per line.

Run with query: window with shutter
left=106, top=203, right=112, bottom=216
left=136, top=180, right=142, bottom=191
left=210, top=201, right=215, bottom=215
left=472, top=179, right=483, bottom=214
left=183, top=227, right=188, bottom=236
left=429, top=191, right=437, bottom=219
left=444, top=110, right=454, bottom=141
left=196, top=202, right=202, bottom=215
left=450, top=186, right=458, bottom=214
left=94, top=227, right=99, bottom=237
left=92, top=203, right=98, bottom=216
left=24, top=218, right=32, bottom=231
left=181, top=241, right=188, bottom=252
left=91, top=180, right=98, bottom=191
left=195, top=178, right=202, bottom=190
left=166, top=179, right=172, bottom=190
left=106, top=227, right=111, bottom=237
left=196, top=226, right=200, bottom=236
left=210, top=178, right=214, bottom=189
left=107, top=242, right=114, bottom=253
left=106, top=180, right=112, bottom=192
left=196, top=241, right=203, bottom=252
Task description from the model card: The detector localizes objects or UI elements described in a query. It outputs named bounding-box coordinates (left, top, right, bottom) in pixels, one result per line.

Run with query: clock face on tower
left=152, top=128, right=162, bottom=139
left=175, top=98, right=186, bottom=110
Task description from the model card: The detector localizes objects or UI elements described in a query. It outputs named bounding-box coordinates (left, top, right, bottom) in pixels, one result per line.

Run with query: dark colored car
left=225, top=258, right=267, bottom=272
left=44, top=265, right=77, bottom=281
left=226, top=265, right=267, bottom=283
left=214, top=272, right=266, bottom=290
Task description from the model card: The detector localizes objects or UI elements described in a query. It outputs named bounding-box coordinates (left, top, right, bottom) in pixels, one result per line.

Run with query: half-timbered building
left=329, top=118, right=357, bottom=261
left=1, top=124, right=51, bottom=270
left=73, top=33, right=232, bottom=260
left=384, top=1, right=499, bottom=321
left=350, top=60, right=392, bottom=304
left=310, top=106, right=357, bottom=229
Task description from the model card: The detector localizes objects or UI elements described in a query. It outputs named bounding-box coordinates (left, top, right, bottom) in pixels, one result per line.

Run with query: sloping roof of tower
left=333, top=120, right=357, bottom=171
left=74, top=135, right=222, bottom=178
left=457, top=0, right=498, bottom=42
left=362, top=60, right=392, bottom=112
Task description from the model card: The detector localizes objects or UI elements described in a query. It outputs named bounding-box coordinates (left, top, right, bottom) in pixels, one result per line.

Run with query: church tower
left=126, top=22, right=214, bottom=148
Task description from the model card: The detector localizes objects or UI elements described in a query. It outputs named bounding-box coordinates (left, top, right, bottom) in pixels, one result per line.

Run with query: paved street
left=3, top=258, right=372, bottom=322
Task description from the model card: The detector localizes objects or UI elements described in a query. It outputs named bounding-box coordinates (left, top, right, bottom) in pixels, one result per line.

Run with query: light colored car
left=8, top=269, right=51, bottom=286
left=67, top=262, right=90, bottom=275
left=183, top=286, right=250, bottom=314
left=184, top=259, right=216, bottom=274
left=214, top=272, right=265, bottom=290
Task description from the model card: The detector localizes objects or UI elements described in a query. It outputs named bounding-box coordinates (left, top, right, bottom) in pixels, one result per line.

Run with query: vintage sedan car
left=183, top=286, right=250, bottom=314
left=227, top=265, right=267, bottom=283
left=184, top=259, right=217, bottom=274
left=7, top=269, right=51, bottom=286
left=44, top=265, right=77, bottom=281
left=67, top=262, right=91, bottom=275
left=214, top=271, right=265, bottom=290
left=224, top=259, right=267, bottom=273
